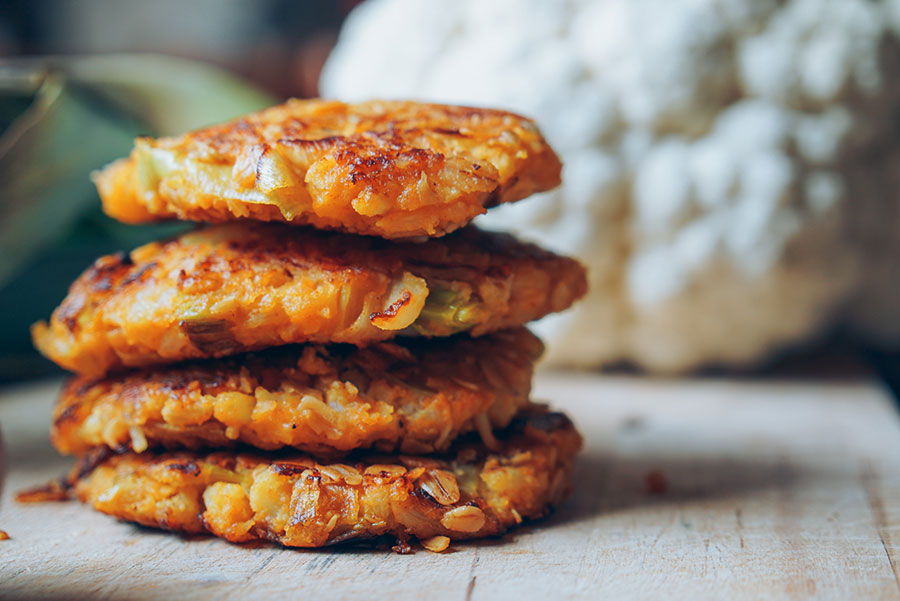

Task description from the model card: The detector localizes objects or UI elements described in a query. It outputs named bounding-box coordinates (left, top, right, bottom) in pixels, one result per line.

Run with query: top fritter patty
left=32, top=222, right=587, bottom=377
left=94, top=99, right=561, bottom=239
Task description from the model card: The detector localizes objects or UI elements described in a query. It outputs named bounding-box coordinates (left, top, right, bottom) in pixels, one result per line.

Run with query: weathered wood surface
left=1, top=372, right=899, bottom=600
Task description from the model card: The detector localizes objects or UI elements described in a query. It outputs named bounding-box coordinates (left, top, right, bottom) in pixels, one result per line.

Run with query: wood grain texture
left=1, top=371, right=900, bottom=600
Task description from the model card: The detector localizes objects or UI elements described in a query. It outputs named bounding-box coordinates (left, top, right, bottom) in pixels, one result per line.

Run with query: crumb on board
left=421, top=535, right=451, bottom=553
left=644, top=468, right=668, bottom=495
left=0, top=529, right=9, bottom=540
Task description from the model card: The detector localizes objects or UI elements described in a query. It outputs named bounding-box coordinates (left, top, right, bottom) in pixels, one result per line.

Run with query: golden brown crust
left=52, top=329, right=542, bottom=456
left=32, top=223, right=587, bottom=378
left=70, top=408, right=582, bottom=548
left=95, top=99, right=562, bottom=238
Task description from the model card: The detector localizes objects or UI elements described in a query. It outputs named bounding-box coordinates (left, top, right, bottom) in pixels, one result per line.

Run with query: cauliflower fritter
left=52, top=329, right=542, bottom=456
left=94, top=99, right=562, bottom=239
left=70, top=408, right=581, bottom=549
left=32, top=223, right=586, bottom=378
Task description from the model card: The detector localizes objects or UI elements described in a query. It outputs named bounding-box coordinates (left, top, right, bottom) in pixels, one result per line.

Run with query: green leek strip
left=412, top=286, right=483, bottom=336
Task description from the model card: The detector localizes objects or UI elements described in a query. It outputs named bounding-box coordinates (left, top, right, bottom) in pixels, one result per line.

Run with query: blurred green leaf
left=0, top=54, right=275, bottom=381
left=0, top=54, right=275, bottom=287
left=0, top=75, right=140, bottom=286
left=57, top=53, right=275, bottom=136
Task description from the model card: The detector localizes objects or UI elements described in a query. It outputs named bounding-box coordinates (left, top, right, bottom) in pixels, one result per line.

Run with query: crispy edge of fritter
left=51, top=329, right=543, bottom=456
left=95, top=99, right=562, bottom=239
left=32, top=224, right=587, bottom=378
left=67, top=408, right=582, bottom=550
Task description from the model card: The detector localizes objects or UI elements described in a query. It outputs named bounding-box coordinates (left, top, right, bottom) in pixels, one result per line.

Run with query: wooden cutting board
left=2, top=370, right=899, bottom=600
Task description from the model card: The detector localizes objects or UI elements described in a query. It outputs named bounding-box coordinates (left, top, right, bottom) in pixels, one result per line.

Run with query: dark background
left=0, top=0, right=354, bottom=98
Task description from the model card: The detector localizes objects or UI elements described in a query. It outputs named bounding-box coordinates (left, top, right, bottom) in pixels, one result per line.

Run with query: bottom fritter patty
left=52, top=329, right=541, bottom=456
left=70, top=408, right=581, bottom=549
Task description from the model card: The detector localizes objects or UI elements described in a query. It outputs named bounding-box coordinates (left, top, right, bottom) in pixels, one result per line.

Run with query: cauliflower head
left=322, top=0, right=900, bottom=372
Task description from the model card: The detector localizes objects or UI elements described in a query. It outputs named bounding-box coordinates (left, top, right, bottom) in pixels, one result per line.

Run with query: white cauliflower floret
left=322, top=0, right=900, bottom=372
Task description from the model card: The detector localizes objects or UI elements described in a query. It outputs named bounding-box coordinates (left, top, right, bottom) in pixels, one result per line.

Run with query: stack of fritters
left=31, top=99, right=587, bottom=551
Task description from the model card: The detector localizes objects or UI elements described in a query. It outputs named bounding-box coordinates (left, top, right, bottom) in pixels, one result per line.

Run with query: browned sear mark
left=369, top=290, right=411, bottom=322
